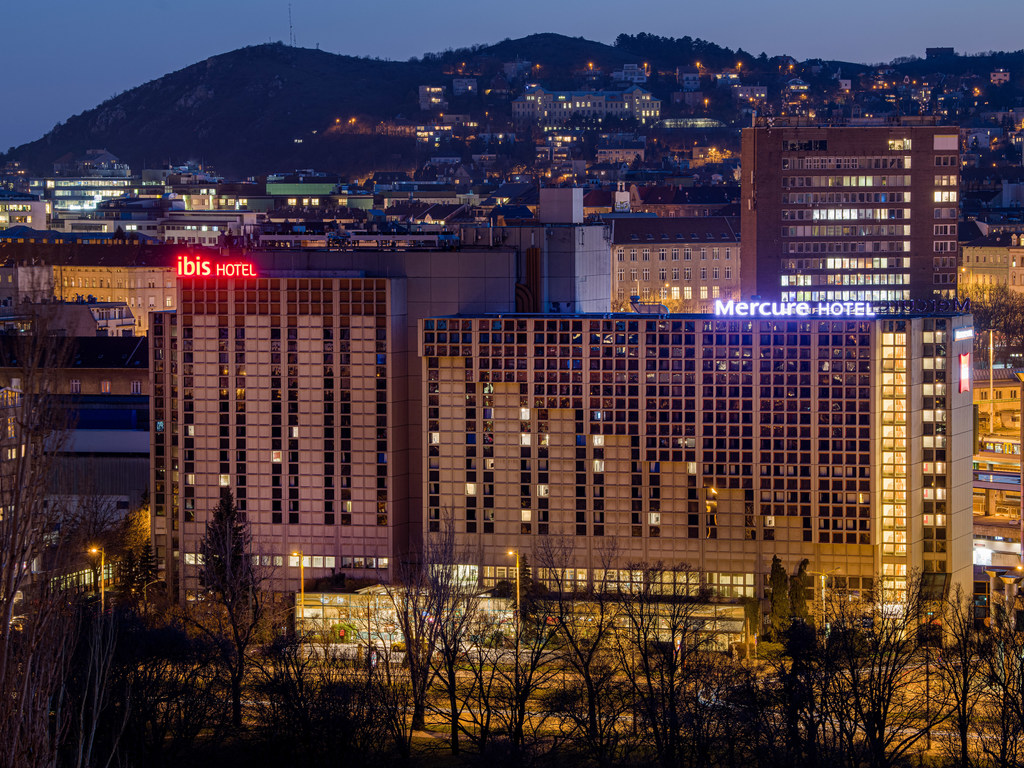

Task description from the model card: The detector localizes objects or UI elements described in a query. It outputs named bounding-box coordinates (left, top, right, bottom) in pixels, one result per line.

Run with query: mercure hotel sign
left=714, top=298, right=970, bottom=318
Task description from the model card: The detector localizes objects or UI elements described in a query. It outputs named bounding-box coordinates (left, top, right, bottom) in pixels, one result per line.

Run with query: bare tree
left=824, top=574, right=946, bottom=768
left=456, top=609, right=507, bottom=756
left=977, top=597, right=1024, bottom=767
left=536, top=538, right=630, bottom=768
left=0, top=323, right=78, bottom=768
left=933, top=583, right=988, bottom=768
left=368, top=632, right=418, bottom=761
left=61, top=609, right=130, bottom=768
left=489, top=589, right=560, bottom=762
left=251, top=634, right=389, bottom=763
left=423, top=523, right=482, bottom=755
left=613, top=562, right=726, bottom=768
left=384, top=558, right=443, bottom=734
left=116, top=615, right=227, bottom=767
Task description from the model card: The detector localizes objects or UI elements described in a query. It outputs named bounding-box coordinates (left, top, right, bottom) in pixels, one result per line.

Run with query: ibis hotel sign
left=177, top=254, right=257, bottom=278
left=714, top=298, right=970, bottom=318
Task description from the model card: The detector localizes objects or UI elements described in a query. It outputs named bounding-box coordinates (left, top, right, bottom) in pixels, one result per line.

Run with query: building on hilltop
left=513, top=86, right=661, bottom=127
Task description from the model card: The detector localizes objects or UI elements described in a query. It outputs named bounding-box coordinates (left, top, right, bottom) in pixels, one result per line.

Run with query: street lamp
left=805, top=567, right=840, bottom=631
left=506, top=550, right=521, bottom=620
left=89, top=546, right=105, bottom=611
left=140, top=578, right=162, bottom=615
left=292, top=550, right=305, bottom=632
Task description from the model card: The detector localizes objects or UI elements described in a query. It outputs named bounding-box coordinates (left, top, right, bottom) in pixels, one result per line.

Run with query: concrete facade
left=420, top=310, right=975, bottom=602
left=741, top=122, right=961, bottom=302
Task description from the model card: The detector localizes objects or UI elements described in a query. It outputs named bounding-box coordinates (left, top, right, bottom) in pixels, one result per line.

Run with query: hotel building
left=741, top=121, right=960, bottom=303
left=150, top=199, right=611, bottom=595
left=420, top=307, right=975, bottom=600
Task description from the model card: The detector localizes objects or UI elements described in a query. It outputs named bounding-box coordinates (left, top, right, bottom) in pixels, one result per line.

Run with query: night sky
left=4, top=0, right=1021, bottom=151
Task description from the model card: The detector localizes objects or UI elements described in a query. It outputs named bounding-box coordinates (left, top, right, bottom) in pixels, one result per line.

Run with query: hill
left=6, top=33, right=1024, bottom=179
left=4, top=32, right=750, bottom=178
left=7, top=43, right=438, bottom=178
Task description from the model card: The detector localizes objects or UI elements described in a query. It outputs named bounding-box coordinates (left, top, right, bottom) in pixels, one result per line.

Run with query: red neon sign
left=959, top=353, right=971, bottom=393
left=176, top=255, right=257, bottom=278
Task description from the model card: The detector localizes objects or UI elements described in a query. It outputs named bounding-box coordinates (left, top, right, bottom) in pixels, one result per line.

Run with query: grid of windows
left=162, top=278, right=393, bottom=596
left=422, top=316, right=960, bottom=595
left=880, top=320, right=909, bottom=600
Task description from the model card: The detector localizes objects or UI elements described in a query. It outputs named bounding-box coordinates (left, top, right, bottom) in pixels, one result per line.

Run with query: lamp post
left=507, top=550, right=521, bottom=621
left=292, top=550, right=305, bottom=633
left=507, top=549, right=522, bottom=679
left=141, top=578, right=162, bottom=615
left=806, top=568, right=839, bottom=633
left=89, top=546, right=105, bottom=612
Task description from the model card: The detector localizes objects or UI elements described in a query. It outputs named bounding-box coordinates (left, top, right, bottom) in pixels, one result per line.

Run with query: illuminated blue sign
left=714, top=300, right=877, bottom=317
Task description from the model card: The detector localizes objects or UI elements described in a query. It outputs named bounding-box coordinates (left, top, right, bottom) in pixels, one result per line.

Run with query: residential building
left=0, top=191, right=47, bottom=231
left=513, top=86, right=661, bottom=126
left=732, top=85, right=768, bottom=104
left=0, top=259, right=54, bottom=307
left=960, top=232, right=1024, bottom=292
left=611, top=64, right=647, bottom=85
left=676, top=66, right=700, bottom=92
left=596, top=139, right=645, bottom=164
left=0, top=335, right=150, bottom=513
left=452, top=78, right=477, bottom=96
left=628, top=185, right=739, bottom=217
left=419, top=85, right=448, bottom=112
left=609, top=217, right=741, bottom=311
left=740, top=121, right=961, bottom=302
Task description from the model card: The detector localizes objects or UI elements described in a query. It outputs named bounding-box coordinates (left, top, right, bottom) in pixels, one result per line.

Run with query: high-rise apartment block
left=420, top=310, right=974, bottom=600
left=741, top=121, right=960, bottom=303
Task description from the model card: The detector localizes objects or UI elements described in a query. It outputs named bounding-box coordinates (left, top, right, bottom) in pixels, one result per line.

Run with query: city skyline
left=4, top=0, right=1022, bottom=151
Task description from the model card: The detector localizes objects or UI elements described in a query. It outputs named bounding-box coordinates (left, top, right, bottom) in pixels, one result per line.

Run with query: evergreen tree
left=192, top=487, right=265, bottom=728
left=768, top=555, right=791, bottom=639
left=199, top=487, right=252, bottom=596
left=137, top=539, right=158, bottom=586
left=790, top=558, right=810, bottom=623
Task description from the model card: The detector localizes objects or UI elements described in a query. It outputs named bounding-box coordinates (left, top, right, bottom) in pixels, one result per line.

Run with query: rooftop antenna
left=288, top=2, right=295, bottom=47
